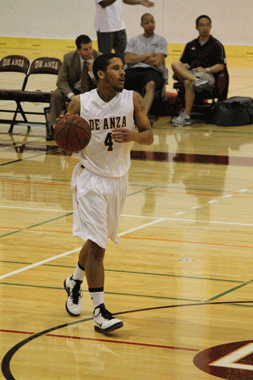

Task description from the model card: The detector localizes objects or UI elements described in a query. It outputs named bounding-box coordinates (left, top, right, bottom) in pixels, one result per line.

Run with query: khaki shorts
left=191, top=68, right=215, bottom=86
left=71, top=163, right=128, bottom=249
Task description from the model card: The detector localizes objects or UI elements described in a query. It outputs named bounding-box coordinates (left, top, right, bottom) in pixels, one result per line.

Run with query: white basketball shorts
left=71, top=162, right=128, bottom=249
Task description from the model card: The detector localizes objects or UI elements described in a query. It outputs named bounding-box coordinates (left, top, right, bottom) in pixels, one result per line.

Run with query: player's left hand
left=111, top=128, right=134, bottom=143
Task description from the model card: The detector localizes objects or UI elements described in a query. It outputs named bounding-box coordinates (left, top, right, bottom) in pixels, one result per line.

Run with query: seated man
left=124, top=13, right=167, bottom=120
left=47, top=34, right=101, bottom=141
left=171, top=15, right=227, bottom=127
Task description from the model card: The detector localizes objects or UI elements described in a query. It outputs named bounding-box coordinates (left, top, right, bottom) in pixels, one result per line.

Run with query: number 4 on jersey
left=105, top=132, right=113, bottom=151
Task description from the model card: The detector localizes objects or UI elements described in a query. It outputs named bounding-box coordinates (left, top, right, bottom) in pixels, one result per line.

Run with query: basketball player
left=62, top=53, right=153, bottom=333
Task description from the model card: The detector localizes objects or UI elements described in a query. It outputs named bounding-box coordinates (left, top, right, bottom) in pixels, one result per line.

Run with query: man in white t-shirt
left=61, top=53, right=153, bottom=334
left=94, top=0, right=154, bottom=60
left=124, top=13, right=167, bottom=117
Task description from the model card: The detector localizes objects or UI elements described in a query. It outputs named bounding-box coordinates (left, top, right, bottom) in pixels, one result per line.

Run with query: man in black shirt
left=171, top=15, right=227, bottom=126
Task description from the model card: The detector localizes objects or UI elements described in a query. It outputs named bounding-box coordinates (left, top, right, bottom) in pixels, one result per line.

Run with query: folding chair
left=0, top=55, right=30, bottom=123
left=0, top=56, right=62, bottom=135
left=172, top=67, right=229, bottom=120
left=0, top=54, right=30, bottom=87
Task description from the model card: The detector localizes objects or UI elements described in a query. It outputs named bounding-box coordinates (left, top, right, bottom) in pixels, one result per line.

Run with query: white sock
left=72, top=262, right=85, bottom=282
left=89, top=291, right=104, bottom=309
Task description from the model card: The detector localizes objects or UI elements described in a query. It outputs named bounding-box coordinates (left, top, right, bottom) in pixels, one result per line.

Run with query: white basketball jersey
left=79, top=89, right=135, bottom=178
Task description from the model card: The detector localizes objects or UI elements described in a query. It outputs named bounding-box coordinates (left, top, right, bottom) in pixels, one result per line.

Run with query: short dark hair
left=93, top=53, right=122, bottom=81
left=196, top=15, right=211, bottom=26
left=75, top=35, right=92, bottom=49
left=141, top=13, right=153, bottom=23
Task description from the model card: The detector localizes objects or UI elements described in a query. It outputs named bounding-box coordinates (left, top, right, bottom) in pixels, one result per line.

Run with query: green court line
left=1, top=281, right=252, bottom=307
left=206, top=278, right=253, bottom=302
left=0, top=282, right=200, bottom=302
left=0, top=260, right=243, bottom=284
left=127, top=185, right=157, bottom=197
left=105, top=268, right=243, bottom=283
left=0, top=212, right=73, bottom=238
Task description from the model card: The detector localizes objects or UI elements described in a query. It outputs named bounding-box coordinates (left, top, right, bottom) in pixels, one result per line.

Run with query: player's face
left=77, top=42, right=93, bottom=61
left=141, top=15, right=155, bottom=36
left=196, top=18, right=212, bottom=38
left=104, top=58, right=125, bottom=92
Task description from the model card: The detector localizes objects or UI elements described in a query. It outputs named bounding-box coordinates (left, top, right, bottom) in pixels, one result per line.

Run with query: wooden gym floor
left=0, top=52, right=253, bottom=379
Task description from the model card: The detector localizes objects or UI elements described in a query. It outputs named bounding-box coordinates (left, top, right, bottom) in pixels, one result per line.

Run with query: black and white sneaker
left=93, top=304, right=123, bottom=334
left=64, top=276, right=82, bottom=316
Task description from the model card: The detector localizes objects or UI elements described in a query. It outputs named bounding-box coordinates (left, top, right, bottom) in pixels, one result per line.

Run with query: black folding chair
left=0, top=56, right=62, bottom=135
left=0, top=55, right=30, bottom=126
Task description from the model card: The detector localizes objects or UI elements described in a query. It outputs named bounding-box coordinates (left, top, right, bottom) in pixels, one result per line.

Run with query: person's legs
left=65, top=239, right=123, bottom=333
left=64, top=167, right=125, bottom=332
left=83, top=240, right=105, bottom=289
left=171, top=79, right=195, bottom=126
left=184, top=79, right=195, bottom=116
left=171, top=64, right=210, bottom=127
left=113, top=29, right=127, bottom=63
left=97, top=31, right=114, bottom=54
left=171, top=61, right=197, bottom=82
left=124, top=68, right=143, bottom=92
left=140, top=69, right=165, bottom=117
left=172, top=62, right=209, bottom=92
left=143, top=80, right=156, bottom=114
left=47, top=88, right=67, bottom=140
left=50, top=89, right=67, bottom=127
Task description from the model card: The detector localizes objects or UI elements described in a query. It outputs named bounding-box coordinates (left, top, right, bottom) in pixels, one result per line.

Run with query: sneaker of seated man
left=171, top=14, right=227, bottom=127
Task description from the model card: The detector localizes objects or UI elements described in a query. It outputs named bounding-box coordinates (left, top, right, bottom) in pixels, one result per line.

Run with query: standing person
left=124, top=13, right=167, bottom=118
left=62, top=53, right=153, bottom=334
left=94, top=0, right=154, bottom=61
left=47, top=35, right=101, bottom=141
left=171, top=15, right=227, bottom=127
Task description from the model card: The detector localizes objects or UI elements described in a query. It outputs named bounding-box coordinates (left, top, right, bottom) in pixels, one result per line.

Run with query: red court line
left=1, top=226, right=253, bottom=249
left=0, top=329, right=198, bottom=352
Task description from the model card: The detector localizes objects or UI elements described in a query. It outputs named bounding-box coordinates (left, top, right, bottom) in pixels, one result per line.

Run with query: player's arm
left=53, top=95, right=81, bottom=129
left=123, top=0, right=154, bottom=7
left=66, top=95, right=81, bottom=115
left=133, top=91, right=154, bottom=144
left=112, top=92, right=154, bottom=145
left=143, top=53, right=166, bottom=67
left=125, top=52, right=153, bottom=65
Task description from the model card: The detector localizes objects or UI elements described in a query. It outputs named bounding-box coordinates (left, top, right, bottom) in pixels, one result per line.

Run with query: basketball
left=54, top=114, right=91, bottom=153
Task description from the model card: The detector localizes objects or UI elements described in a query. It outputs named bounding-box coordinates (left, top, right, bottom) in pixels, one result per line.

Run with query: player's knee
left=145, top=81, right=156, bottom=92
left=171, top=61, right=178, bottom=70
left=184, top=79, right=192, bottom=88
left=88, top=240, right=105, bottom=262
left=51, top=88, right=64, bottom=102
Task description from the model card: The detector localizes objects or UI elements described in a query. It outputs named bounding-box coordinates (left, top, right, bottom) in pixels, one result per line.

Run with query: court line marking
left=1, top=205, right=253, bottom=227
left=2, top=226, right=253, bottom=250
left=0, top=218, right=166, bottom=280
left=2, top=300, right=253, bottom=380
left=0, top=328, right=199, bottom=353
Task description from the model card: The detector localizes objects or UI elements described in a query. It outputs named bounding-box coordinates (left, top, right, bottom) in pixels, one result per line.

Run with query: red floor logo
left=193, top=340, right=253, bottom=379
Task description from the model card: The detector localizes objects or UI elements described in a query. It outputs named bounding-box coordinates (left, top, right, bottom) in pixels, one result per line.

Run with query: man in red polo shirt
left=171, top=15, right=227, bottom=126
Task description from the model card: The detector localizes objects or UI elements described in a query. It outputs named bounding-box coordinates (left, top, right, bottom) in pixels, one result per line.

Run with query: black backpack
left=210, top=96, right=253, bottom=126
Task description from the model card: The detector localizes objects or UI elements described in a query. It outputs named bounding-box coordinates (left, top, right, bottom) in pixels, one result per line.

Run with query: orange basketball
left=54, top=114, right=91, bottom=153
